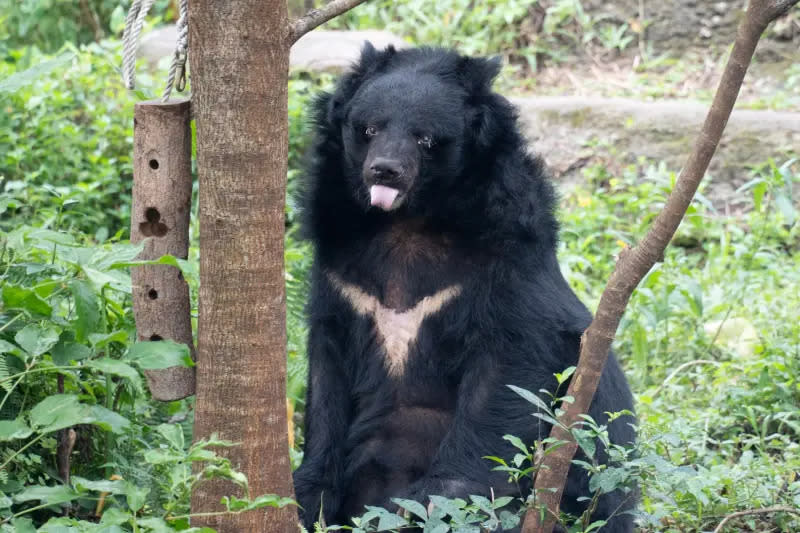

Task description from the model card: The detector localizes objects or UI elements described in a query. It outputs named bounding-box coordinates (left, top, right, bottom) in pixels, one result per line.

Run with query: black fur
left=294, top=45, right=636, bottom=532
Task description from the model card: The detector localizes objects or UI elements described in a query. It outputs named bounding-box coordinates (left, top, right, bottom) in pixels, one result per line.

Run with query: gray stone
left=713, top=2, right=729, bottom=14
left=139, top=24, right=408, bottom=72
left=139, top=26, right=407, bottom=73
left=139, top=25, right=179, bottom=65
left=289, top=30, right=407, bottom=72
left=513, top=96, right=800, bottom=209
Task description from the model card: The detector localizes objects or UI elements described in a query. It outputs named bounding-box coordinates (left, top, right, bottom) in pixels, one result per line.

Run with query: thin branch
left=712, top=505, right=800, bottom=533
left=520, top=1, right=800, bottom=532
left=288, top=0, right=368, bottom=45
left=651, top=359, right=722, bottom=398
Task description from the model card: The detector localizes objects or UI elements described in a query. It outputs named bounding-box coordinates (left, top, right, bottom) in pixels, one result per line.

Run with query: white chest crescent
left=328, top=274, right=462, bottom=376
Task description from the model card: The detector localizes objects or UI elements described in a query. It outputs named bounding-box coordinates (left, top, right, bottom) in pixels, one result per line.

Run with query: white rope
left=121, top=0, right=157, bottom=90
left=161, top=0, right=189, bottom=102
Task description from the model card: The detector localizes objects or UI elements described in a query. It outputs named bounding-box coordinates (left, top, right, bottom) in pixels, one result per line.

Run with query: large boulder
left=139, top=27, right=407, bottom=72
left=515, top=96, right=800, bottom=208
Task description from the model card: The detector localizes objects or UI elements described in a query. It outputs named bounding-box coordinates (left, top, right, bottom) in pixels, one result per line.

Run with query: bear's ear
left=326, top=42, right=397, bottom=128
left=457, top=55, right=502, bottom=96
left=456, top=55, right=508, bottom=151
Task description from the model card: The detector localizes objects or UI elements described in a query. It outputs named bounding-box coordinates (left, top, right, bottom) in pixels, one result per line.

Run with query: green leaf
left=9, top=518, right=35, bottom=533
left=14, top=324, right=60, bottom=357
left=375, top=509, right=409, bottom=531
left=492, top=496, right=513, bottom=509
left=29, top=395, right=129, bottom=434
left=0, top=53, right=76, bottom=93
left=221, top=494, right=295, bottom=512
left=2, top=285, right=52, bottom=316
left=774, top=191, right=796, bottom=225
left=123, top=482, right=150, bottom=513
left=428, top=495, right=467, bottom=522
left=572, top=428, right=596, bottom=459
left=499, top=510, right=520, bottom=530
left=99, top=507, right=131, bottom=526
left=136, top=517, right=174, bottom=533
left=89, top=330, right=130, bottom=349
left=29, top=395, right=92, bottom=432
left=588, top=466, right=629, bottom=494
left=127, top=340, right=194, bottom=370
left=143, top=448, right=185, bottom=465
left=503, top=434, right=529, bottom=454
left=0, top=418, right=33, bottom=441
left=13, top=485, right=79, bottom=505
left=507, top=384, right=553, bottom=414
left=71, top=476, right=127, bottom=495
left=86, top=358, right=143, bottom=393
left=0, top=340, right=21, bottom=355
left=89, top=405, right=131, bottom=434
left=392, top=498, right=428, bottom=520
left=70, top=280, right=105, bottom=342
left=26, top=228, right=76, bottom=246
left=554, top=366, right=576, bottom=385
left=51, top=341, right=93, bottom=365
left=156, top=423, right=185, bottom=450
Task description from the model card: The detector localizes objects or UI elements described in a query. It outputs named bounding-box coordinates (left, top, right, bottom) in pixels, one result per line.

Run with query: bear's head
left=322, top=44, right=512, bottom=214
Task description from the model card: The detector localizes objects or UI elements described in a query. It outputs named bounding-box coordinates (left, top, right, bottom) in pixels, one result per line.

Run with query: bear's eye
left=364, top=126, right=378, bottom=137
left=418, top=134, right=434, bottom=149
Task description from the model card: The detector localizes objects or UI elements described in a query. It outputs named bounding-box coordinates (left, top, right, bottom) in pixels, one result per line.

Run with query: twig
left=712, top=505, right=800, bottom=532
left=651, top=359, right=722, bottom=398
left=57, top=428, right=77, bottom=485
left=288, top=0, right=369, bottom=45
left=520, top=1, right=800, bottom=532
left=79, top=0, right=104, bottom=41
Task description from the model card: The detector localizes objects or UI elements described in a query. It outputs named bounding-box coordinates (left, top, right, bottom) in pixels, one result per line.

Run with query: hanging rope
left=161, top=0, right=189, bottom=102
left=122, top=0, right=189, bottom=102
left=121, top=0, right=157, bottom=90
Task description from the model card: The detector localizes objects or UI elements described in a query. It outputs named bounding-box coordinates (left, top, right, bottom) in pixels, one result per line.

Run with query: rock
left=139, top=26, right=407, bottom=73
left=712, top=2, right=729, bottom=15
left=513, top=96, right=800, bottom=209
left=139, top=25, right=179, bottom=65
left=289, top=30, right=407, bottom=72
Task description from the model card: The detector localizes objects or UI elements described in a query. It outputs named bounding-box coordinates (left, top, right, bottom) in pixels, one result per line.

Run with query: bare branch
left=520, top=0, right=800, bottom=531
left=288, top=0, right=368, bottom=45
left=712, top=505, right=800, bottom=533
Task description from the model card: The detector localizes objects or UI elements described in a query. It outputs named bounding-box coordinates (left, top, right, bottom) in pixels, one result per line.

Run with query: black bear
left=294, top=44, right=636, bottom=532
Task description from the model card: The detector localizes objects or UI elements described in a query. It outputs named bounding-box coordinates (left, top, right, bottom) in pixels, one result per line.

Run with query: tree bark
left=521, top=1, right=800, bottom=532
left=288, top=0, right=368, bottom=44
left=188, top=1, right=296, bottom=531
left=131, top=99, right=196, bottom=401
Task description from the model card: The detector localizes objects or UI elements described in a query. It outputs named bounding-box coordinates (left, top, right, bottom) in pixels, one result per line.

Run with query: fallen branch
left=288, top=0, right=368, bottom=45
left=521, top=1, right=800, bottom=532
left=712, top=505, right=800, bottom=533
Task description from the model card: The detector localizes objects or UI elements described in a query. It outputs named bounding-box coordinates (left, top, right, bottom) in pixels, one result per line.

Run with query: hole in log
left=139, top=207, right=168, bottom=237
left=149, top=159, right=159, bottom=170
left=150, top=334, right=163, bottom=341
left=177, top=271, right=184, bottom=281
left=148, top=288, right=158, bottom=300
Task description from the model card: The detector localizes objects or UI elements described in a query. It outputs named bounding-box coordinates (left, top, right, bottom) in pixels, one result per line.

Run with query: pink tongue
left=369, top=185, right=400, bottom=210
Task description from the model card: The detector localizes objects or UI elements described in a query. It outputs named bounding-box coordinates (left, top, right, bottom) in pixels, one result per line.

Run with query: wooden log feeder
left=131, top=99, right=196, bottom=401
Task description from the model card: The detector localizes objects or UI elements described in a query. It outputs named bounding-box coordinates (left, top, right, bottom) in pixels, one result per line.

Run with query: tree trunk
left=188, top=1, right=296, bottom=531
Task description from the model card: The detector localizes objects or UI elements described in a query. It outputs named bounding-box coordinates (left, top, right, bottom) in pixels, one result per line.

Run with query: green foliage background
left=1, top=2, right=799, bottom=532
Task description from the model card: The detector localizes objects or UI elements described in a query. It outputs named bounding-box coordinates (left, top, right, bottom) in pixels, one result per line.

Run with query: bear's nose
left=369, top=158, right=403, bottom=180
